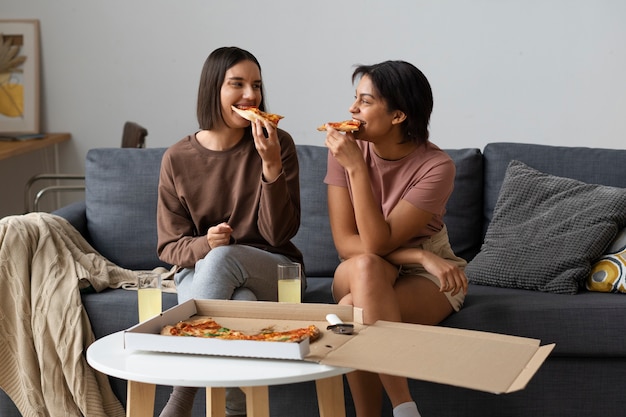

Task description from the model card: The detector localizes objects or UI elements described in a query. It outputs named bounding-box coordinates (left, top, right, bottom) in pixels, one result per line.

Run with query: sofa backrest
left=482, top=143, right=626, bottom=235
left=84, top=145, right=485, bottom=273
left=443, top=148, right=484, bottom=262
left=86, top=147, right=168, bottom=270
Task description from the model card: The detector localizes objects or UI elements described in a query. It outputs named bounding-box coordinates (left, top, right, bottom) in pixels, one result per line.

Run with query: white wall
left=2, top=0, right=626, bottom=214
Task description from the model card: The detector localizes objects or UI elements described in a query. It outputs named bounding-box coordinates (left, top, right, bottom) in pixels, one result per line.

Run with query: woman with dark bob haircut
left=157, top=46, right=302, bottom=417
left=323, top=60, right=468, bottom=417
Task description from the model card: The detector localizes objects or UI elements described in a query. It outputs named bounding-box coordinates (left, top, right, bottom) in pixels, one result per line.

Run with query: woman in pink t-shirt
left=323, top=61, right=468, bottom=417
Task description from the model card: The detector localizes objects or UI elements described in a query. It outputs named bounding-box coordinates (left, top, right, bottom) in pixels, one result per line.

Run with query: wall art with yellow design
left=0, top=20, right=40, bottom=135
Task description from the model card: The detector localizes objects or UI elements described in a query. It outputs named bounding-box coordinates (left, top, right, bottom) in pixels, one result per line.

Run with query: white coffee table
left=87, top=331, right=352, bottom=417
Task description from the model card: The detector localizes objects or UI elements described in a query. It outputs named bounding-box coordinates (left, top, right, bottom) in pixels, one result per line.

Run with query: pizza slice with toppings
left=231, top=105, right=284, bottom=128
left=316, top=120, right=361, bottom=132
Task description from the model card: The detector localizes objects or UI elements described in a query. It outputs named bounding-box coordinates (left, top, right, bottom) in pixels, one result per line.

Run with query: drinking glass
left=277, top=262, right=302, bottom=303
left=137, top=271, right=162, bottom=322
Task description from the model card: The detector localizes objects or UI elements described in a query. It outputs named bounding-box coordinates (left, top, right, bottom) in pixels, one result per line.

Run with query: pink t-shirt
left=324, top=140, right=455, bottom=245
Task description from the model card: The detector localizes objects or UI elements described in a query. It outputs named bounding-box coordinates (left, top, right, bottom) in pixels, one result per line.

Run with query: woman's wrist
left=346, top=161, right=367, bottom=178
left=262, top=162, right=282, bottom=183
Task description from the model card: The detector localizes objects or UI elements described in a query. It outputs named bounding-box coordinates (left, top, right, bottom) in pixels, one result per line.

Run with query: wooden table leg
left=206, top=387, right=226, bottom=417
left=241, top=386, right=270, bottom=417
left=126, top=380, right=156, bottom=417
left=315, top=375, right=346, bottom=417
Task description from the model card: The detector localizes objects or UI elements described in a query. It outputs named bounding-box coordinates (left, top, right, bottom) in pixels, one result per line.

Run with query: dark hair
left=197, top=47, right=266, bottom=130
left=352, top=60, right=433, bottom=145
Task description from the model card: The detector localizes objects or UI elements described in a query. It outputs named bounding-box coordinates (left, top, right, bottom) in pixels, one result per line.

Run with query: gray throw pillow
left=466, top=160, right=626, bottom=294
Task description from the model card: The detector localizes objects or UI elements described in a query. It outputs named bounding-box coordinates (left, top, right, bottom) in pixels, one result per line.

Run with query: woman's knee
left=337, top=254, right=396, bottom=288
left=196, top=246, right=244, bottom=278
left=192, top=246, right=247, bottom=294
left=354, top=253, right=386, bottom=269
left=200, top=245, right=237, bottom=266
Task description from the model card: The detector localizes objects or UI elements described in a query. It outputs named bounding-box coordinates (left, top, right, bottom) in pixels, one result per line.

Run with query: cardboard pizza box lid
left=315, top=320, right=554, bottom=394
left=124, top=299, right=554, bottom=394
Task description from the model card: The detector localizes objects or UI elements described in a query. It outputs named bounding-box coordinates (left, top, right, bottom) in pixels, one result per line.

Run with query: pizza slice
left=231, top=105, right=284, bottom=128
left=316, top=120, right=361, bottom=132
left=257, top=324, right=321, bottom=343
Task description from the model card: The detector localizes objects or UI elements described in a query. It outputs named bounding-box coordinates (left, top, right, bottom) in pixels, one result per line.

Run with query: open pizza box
left=124, top=299, right=555, bottom=394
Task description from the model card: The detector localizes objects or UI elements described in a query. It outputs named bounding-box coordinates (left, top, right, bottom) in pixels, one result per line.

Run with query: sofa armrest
left=53, top=200, right=89, bottom=238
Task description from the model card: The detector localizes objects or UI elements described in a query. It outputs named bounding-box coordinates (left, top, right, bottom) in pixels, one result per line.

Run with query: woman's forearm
left=384, top=247, right=425, bottom=266
left=347, top=166, right=393, bottom=254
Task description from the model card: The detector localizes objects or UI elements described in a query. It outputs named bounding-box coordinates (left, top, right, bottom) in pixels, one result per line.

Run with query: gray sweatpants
left=175, top=244, right=295, bottom=303
left=173, top=244, right=296, bottom=415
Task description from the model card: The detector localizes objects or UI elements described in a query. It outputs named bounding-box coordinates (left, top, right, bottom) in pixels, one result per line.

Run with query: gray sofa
left=2, top=142, right=626, bottom=417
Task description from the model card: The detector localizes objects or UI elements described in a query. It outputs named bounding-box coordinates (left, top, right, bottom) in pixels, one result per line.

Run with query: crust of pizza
left=231, top=105, right=284, bottom=127
left=317, top=120, right=361, bottom=132
left=161, top=324, right=175, bottom=336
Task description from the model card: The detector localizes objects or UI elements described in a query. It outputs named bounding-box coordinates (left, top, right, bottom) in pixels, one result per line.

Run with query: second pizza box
left=124, top=299, right=554, bottom=394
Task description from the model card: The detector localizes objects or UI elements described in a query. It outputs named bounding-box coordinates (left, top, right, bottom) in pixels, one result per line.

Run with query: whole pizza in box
left=161, top=316, right=321, bottom=343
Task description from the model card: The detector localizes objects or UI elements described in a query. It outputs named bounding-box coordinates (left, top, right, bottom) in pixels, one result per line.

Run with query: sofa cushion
left=442, top=148, right=484, bottom=262
left=466, top=160, right=626, bottom=294
left=441, top=284, right=626, bottom=356
left=86, top=148, right=169, bottom=270
left=82, top=289, right=178, bottom=338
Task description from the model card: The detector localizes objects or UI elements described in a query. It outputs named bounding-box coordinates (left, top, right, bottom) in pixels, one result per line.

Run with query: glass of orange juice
left=277, top=262, right=302, bottom=303
left=137, top=271, right=162, bottom=322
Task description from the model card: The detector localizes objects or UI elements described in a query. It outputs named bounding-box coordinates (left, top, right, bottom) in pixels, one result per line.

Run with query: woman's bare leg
left=333, top=254, right=401, bottom=324
left=333, top=254, right=403, bottom=416
left=345, top=371, right=384, bottom=417
left=333, top=255, right=454, bottom=415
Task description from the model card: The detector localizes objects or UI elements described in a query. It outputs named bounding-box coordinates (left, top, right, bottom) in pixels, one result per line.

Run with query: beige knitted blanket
left=0, top=213, right=168, bottom=417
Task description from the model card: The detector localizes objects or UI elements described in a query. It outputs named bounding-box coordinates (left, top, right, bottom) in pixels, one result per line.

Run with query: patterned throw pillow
left=587, top=228, right=626, bottom=293
left=466, top=160, right=626, bottom=294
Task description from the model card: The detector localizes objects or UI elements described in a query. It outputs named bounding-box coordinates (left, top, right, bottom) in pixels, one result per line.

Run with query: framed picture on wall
left=0, top=19, right=40, bottom=135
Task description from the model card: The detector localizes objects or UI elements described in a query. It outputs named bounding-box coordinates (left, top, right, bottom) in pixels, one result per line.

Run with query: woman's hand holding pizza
left=324, top=126, right=366, bottom=175
left=252, top=118, right=282, bottom=182
left=230, top=105, right=284, bottom=182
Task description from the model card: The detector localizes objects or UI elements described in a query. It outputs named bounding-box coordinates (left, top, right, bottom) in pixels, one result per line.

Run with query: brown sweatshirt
left=157, top=129, right=302, bottom=268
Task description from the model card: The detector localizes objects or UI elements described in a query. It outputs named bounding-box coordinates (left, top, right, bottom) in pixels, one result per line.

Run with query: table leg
left=126, top=380, right=156, bottom=417
left=315, top=375, right=346, bottom=417
left=206, top=387, right=226, bottom=417
left=240, top=386, right=270, bottom=417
